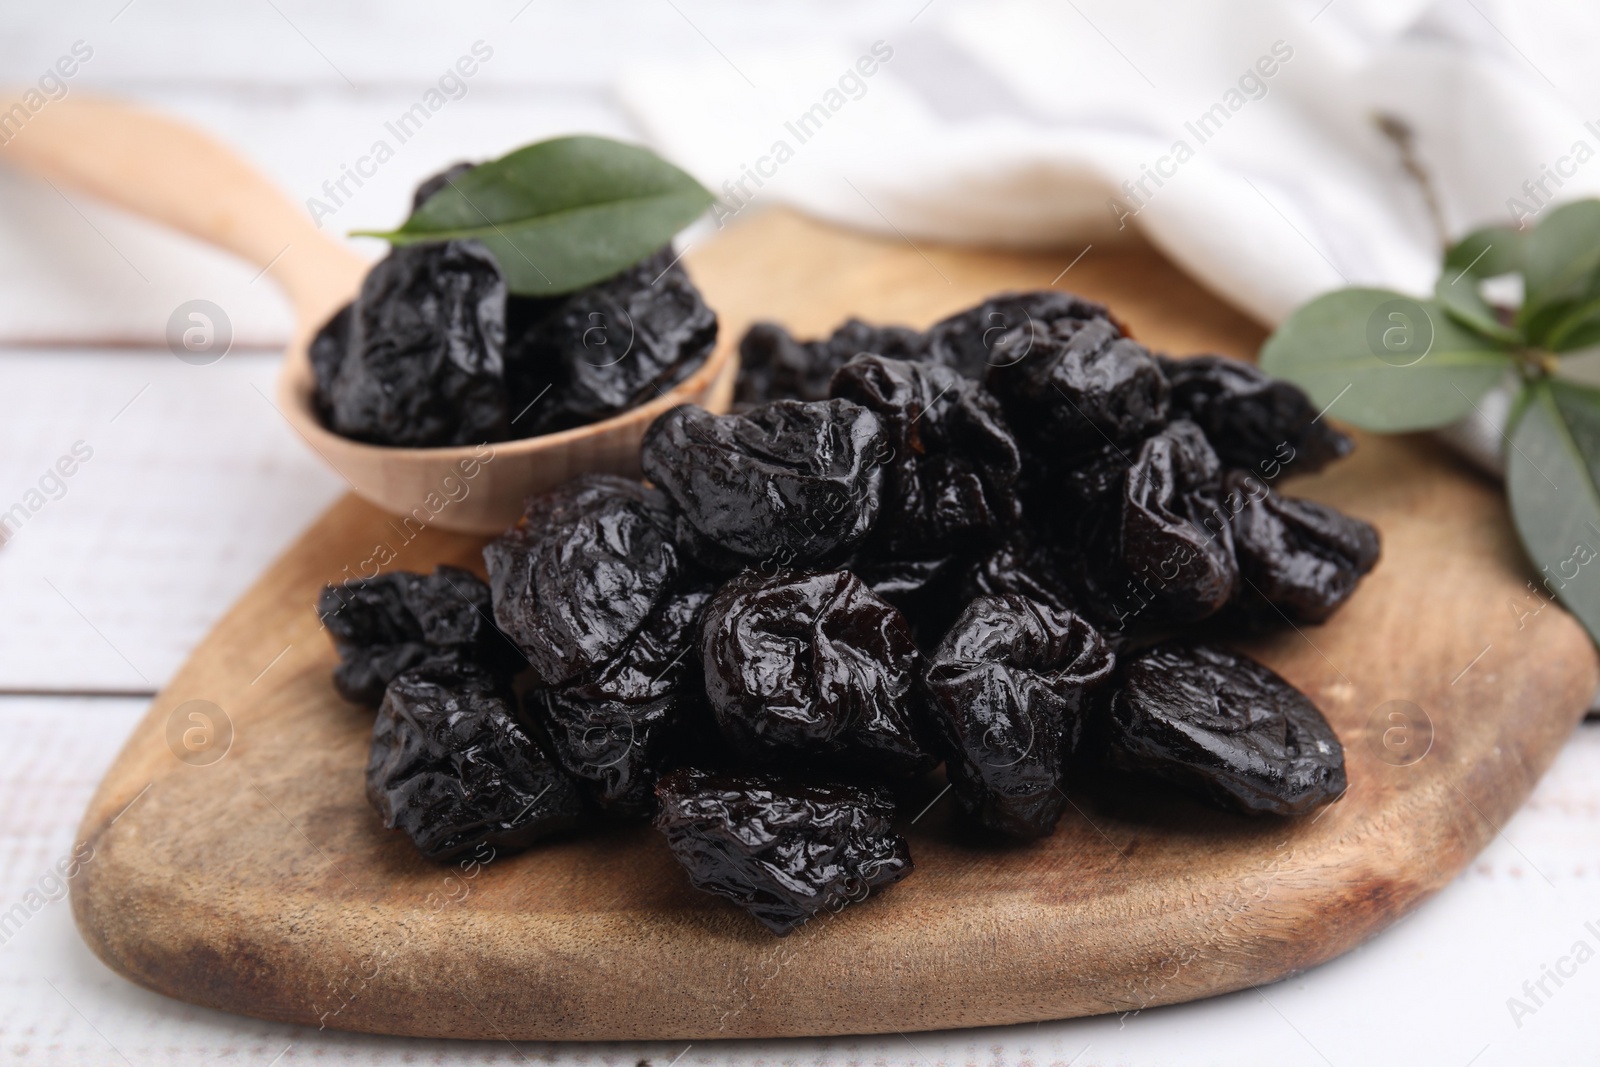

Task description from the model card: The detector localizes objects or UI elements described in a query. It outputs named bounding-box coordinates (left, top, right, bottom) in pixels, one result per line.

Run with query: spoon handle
left=0, top=92, right=366, bottom=330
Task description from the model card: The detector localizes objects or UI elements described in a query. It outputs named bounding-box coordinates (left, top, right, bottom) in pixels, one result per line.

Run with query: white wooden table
left=3, top=4, right=1599, bottom=1064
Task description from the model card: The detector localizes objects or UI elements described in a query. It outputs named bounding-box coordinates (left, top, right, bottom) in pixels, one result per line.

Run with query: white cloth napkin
left=619, top=0, right=1600, bottom=329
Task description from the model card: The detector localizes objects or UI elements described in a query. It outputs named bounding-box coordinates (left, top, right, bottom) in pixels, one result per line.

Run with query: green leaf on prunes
left=356, top=135, right=713, bottom=296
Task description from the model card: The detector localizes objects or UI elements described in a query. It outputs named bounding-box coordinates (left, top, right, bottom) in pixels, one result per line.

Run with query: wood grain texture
left=0, top=95, right=738, bottom=535
left=70, top=209, right=1600, bottom=1040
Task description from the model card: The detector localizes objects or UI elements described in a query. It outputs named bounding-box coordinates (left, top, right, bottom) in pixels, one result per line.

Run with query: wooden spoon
left=0, top=94, right=737, bottom=533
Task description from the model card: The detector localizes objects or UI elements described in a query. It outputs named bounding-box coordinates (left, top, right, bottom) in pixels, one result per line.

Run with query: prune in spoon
left=316, top=240, right=510, bottom=448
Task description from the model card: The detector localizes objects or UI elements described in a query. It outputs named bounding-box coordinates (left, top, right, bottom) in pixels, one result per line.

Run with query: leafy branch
left=1261, top=200, right=1600, bottom=645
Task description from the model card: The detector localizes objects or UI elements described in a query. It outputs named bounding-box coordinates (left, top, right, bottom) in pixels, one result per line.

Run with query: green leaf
left=1507, top=378, right=1600, bottom=645
left=356, top=136, right=714, bottom=296
left=1435, top=225, right=1525, bottom=344
left=1520, top=200, right=1600, bottom=345
left=1259, top=288, right=1514, bottom=432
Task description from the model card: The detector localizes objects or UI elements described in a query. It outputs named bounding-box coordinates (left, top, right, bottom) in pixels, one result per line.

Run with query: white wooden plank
left=1, top=692, right=1597, bottom=1064
left=0, top=349, right=343, bottom=691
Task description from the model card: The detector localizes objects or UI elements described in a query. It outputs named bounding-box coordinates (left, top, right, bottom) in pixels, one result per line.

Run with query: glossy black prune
left=531, top=583, right=714, bottom=816
left=317, top=565, right=523, bottom=707
left=735, top=318, right=926, bottom=406
left=1106, top=642, right=1346, bottom=816
left=484, top=475, right=681, bottom=686
left=412, top=161, right=477, bottom=210
left=925, top=595, right=1114, bottom=838
left=830, top=355, right=1021, bottom=565
left=641, top=400, right=887, bottom=569
left=700, top=569, right=932, bottom=778
left=926, top=290, right=1107, bottom=380
left=955, top=534, right=1076, bottom=615
left=366, top=661, right=584, bottom=861
left=1221, top=470, right=1380, bottom=625
left=986, top=312, right=1169, bottom=456
left=654, top=767, right=912, bottom=934
left=1159, top=354, right=1353, bottom=475
left=316, top=240, right=510, bottom=448
left=505, top=248, right=717, bottom=433
left=1121, top=420, right=1238, bottom=624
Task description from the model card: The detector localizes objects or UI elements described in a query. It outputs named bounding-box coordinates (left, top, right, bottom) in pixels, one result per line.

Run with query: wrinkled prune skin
left=701, top=570, right=933, bottom=778
left=654, top=767, right=912, bottom=934
left=830, top=355, right=1021, bottom=565
left=925, top=595, right=1114, bottom=838
left=367, top=661, right=585, bottom=861
left=986, top=313, right=1169, bottom=457
left=735, top=318, right=926, bottom=406
left=531, top=583, right=714, bottom=816
left=641, top=400, right=887, bottom=569
left=317, top=240, right=510, bottom=448
left=317, top=565, right=523, bottom=707
left=956, top=535, right=1076, bottom=615
left=485, top=475, right=681, bottom=686
left=1160, top=355, right=1353, bottom=475
left=505, top=248, right=717, bottom=433
left=309, top=303, right=353, bottom=427
left=1221, top=470, right=1380, bottom=625
left=1121, top=420, right=1238, bottom=624
left=412, top=161, right=477, bottom=210
left=1106, top=642, right=1346, bottom=815
left=926, top=290, right=1106, bottom=380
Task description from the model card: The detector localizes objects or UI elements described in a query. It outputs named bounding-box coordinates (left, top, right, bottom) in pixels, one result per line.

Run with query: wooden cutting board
left=70, top=209, right=1599, bottom=1040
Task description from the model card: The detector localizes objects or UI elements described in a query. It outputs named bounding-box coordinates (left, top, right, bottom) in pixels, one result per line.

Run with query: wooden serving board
left=71, top=210, right=1599, bottom=1040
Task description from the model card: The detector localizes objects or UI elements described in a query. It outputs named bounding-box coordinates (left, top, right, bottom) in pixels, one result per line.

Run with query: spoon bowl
left=2, top=94, right=736, bottom=534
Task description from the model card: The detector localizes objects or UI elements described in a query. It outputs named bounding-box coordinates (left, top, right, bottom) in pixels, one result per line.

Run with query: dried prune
left=308, top=303, right=352, bottom=427
left=1121, top=420, right=1238, bottom=624
left=830, top=355, right=1021, bottom=564
left=925, top=290, right=1107, bottom=379
left=1221, top=470, right=1380, bottom=625
left=700, top=569, right=932, bottom=778
left=316, top=240, right=510, bottom=448
left=925, top=595, right=1114, bottom=838
left=1160, top=354, right=1353, bottom=475
left=531, top=583, right=714, bottom=816
left=735, top=318, right=925, bottom=406
left=955, top=535, right=1076, bottom=615
left=505, top=248, right=717, bottom=433
left=641, top=400, right=887, bottom=569
left=317, top=565, right=523, bottom=707
left=654, top=767, right=912, bottom=934
left=485, top=475, right=681, bottom=686
left=1106, top=642, right=1346, bottom=816
left=412, top=161, right=477, bottom=210
left=367, top=661, right=584, bottom=861
left=986, top=312, right=1168, bottom=456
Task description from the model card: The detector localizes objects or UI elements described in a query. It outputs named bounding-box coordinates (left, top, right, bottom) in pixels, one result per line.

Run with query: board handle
left=0, top=92, right=366, bottom=327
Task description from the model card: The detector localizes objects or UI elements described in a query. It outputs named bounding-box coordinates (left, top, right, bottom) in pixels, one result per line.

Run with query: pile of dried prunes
left=319, top=288, right=1379, bottom=935
left=309, top=164, right=717, bottom=448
